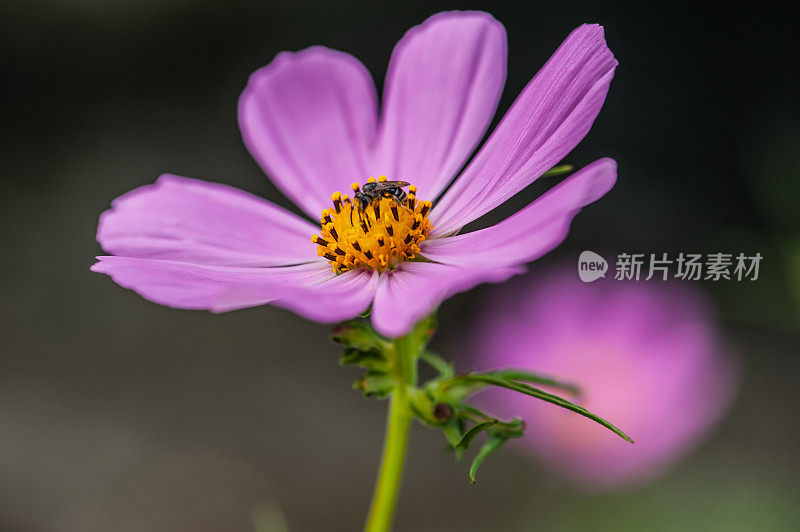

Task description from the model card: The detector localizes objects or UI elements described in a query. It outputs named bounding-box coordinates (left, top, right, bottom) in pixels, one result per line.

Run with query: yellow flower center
left=313, top=176, right=433, bottom=273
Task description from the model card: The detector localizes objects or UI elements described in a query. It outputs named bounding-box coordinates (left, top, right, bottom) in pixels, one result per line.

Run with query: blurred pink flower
left=92, top=11, right=618, bottom=337
left=469, top=267, right=738, bottom=489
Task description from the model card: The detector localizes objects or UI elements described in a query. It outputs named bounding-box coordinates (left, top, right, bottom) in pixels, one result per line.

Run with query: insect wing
left=379, top=181, right=410, bottom=189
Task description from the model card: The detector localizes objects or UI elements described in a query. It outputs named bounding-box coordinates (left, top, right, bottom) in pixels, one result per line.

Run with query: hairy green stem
left=364, top=386, right=412, bottom=532
left=364, top=338, right=417, bottom=531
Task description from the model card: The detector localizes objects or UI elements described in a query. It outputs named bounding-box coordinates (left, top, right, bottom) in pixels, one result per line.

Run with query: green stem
left=364, top=336, right=418, bottom=532
left=364, top=386, right=413, bottom=532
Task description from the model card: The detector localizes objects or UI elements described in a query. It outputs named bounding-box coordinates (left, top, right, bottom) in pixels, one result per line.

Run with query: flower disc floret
left=313, top=176, right=433, bottom=273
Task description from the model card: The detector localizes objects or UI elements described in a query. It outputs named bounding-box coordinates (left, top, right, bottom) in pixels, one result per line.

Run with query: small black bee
left=351, top=180, right=411, bottom=226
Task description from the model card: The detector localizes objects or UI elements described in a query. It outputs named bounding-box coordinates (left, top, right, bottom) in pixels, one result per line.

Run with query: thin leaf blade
left=469, top=436, right=505, bottom=484
left=453, top=420, right=497, bottom=451
left=466, top=375, right=633, bottom=443
left=482, top=369, right=580, bottom=395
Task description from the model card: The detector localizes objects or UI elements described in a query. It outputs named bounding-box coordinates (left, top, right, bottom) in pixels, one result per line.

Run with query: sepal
left=339, top=347, right=389, bottom=373
left=353, top=372, right=396, bottom=398
left=331, top=320, right=389, bottom=354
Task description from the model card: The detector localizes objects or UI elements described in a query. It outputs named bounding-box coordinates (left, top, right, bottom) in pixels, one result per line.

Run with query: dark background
left=2, top=1, right=798, bottom=530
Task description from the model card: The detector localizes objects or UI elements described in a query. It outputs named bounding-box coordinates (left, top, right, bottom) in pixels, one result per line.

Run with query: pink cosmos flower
left=92, top=11, right=618, bottom=338
left=469, top=267, right=739, bottom=489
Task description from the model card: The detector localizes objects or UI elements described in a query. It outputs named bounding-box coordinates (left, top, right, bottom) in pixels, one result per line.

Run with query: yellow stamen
left=314, top=180, right=433, bottom=273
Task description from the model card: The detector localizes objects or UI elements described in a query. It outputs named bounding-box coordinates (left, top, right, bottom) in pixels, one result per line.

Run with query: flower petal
left=91, top=258, right=333, bottom=312
left=375, top=11, right=507, bottom=201
left=97, top=175, right=319, bottom=267
left=431, top=24, right=617, bottom=235
left=93, top=255, right=375, bottom=322
left=421, top=158, right=616, bottom=268
left=239, top=47, right=378, bottom=217
left=371, top=262, right=523, bottom=338
left=271, top=268, right=379, bottom=324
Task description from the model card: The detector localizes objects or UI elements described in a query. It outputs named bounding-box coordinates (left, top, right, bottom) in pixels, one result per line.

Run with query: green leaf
left=480, top=369, right=579, bottom=396
left=431, top=369, right=577, bottom=405
left=443, top=419, right=463, bottom=447
left=462, top=407, right=523, bottom=434
left=540, top=164, right=574, bottom=178
left=453, top=420, right=497, bottom=451
left=420, top=350, right=454, bottom=378
left=488, top=418, right=525, bottom=440
left=465, top=375, right=633, bottom=443
left=442, top=419, right=466, bottom=460
left=469, top=435, right=505, bottom=484
left=457, top=404, right=495, bottom=422
left=407, top=387, right=440, bottom=425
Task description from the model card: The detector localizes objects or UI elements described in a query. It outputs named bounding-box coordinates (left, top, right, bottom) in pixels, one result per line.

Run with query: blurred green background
left=1, top=1, right=798, bottom=530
